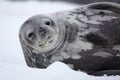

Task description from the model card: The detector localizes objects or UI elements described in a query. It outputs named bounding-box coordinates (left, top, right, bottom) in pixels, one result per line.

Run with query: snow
left=0, top=0, right=120, bottom=80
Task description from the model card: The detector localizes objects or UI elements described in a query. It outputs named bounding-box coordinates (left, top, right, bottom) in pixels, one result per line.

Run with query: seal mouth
left=39, top=36, right=52, bottom=47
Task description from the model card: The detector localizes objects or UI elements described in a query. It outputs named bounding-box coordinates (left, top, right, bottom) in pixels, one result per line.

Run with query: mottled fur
left=19, top=2, right=120, bottom=76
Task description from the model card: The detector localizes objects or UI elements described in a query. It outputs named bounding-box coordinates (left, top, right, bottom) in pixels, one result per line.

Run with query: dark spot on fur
left=49, top=40, right=53, bottom=43
left=99, top=11, right=106, bottom=16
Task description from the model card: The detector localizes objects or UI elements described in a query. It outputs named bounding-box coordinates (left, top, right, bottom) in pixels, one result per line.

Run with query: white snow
left=0, top=0, right=120, bottom=80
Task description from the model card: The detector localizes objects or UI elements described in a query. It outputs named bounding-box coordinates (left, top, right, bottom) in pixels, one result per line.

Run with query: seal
left=19, top=2, right=120, bottom=76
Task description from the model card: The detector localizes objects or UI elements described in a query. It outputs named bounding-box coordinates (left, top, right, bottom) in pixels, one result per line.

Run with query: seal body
left=19, top=2, right=120, bottom=76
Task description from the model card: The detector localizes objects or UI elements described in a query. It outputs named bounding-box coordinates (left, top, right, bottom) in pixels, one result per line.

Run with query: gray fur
left=19, top=2, right=120, bottom=76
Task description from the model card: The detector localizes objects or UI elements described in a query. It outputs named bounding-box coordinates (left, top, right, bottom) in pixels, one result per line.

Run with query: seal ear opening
left=86, top=2, right=120, bottom=13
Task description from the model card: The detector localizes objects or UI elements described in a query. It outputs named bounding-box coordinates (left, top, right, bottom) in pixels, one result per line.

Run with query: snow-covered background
left=0, top=0, right=120, bottom=80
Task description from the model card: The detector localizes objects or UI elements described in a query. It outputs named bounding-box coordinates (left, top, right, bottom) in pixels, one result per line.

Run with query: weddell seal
left=19, top=2, right=120, bottom=76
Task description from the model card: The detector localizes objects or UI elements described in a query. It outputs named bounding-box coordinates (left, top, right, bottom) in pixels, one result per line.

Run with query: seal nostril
left=85, top=33, right=108, bottom=46
left=39, top=27, right=43, bottom=32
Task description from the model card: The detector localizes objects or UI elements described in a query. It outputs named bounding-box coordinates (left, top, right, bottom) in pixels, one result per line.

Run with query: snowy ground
left=0, top=1, right=120, bottom=80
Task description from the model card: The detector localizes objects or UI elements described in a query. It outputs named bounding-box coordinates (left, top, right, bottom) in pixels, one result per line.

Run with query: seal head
left=19, top=15, right=66, bottom=68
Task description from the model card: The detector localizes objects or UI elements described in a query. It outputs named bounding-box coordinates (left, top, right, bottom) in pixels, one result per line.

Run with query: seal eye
left=45, top=21, right=51, bottom=26
left=28, top=32, right=34, bottom=38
